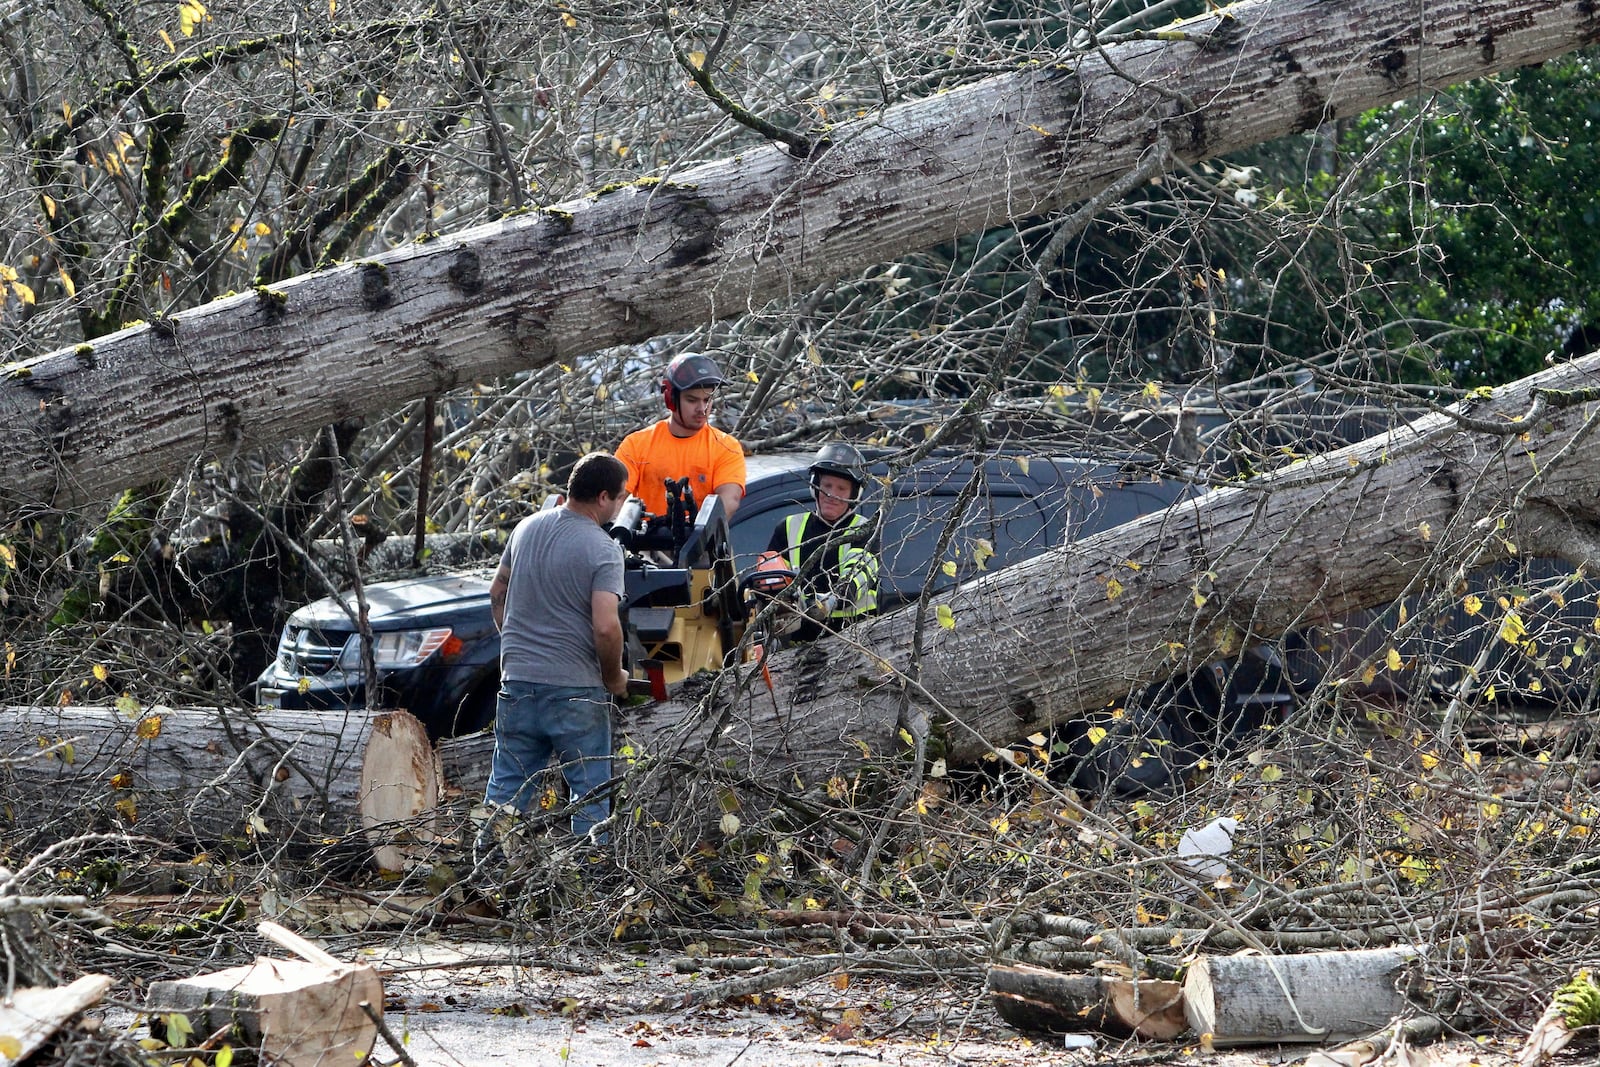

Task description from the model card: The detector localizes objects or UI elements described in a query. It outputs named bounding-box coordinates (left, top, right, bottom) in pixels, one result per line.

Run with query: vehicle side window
left=878, top=491, right=1047, bottom=610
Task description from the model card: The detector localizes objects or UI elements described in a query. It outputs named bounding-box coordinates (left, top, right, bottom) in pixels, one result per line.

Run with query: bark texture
left=2, top=0, right=1595, bottom=509
left=0, top=705, right=388, bottom=844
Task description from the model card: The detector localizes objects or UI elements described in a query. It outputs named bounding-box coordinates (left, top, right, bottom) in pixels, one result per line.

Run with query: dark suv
left=255, top=451, right=1296, bottom=782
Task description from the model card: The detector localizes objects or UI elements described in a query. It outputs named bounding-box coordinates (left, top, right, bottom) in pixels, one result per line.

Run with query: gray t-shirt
left=498, top=507, right=626, bottom=687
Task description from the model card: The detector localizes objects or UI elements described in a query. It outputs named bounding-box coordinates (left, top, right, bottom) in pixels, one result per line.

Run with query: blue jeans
left=484, top=682, right=613, bottom=839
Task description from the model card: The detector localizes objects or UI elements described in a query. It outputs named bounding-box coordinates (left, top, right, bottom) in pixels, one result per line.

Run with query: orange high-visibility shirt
left=614, top=420, right=746, bottom=516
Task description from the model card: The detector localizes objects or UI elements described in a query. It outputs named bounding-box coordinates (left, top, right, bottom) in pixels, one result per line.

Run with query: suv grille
left=276, top=626, right=352, bottom=677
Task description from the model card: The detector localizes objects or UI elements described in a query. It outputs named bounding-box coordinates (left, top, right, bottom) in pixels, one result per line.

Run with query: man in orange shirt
left=615, top=353, right=746, bottom=519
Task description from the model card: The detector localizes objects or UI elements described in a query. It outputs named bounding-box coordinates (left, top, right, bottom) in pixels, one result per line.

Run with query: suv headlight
left=337, top=627, right=456, bottom=670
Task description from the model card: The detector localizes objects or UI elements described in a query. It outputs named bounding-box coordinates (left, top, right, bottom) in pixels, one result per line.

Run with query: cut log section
left=1183, top=947, right=1424, bottom=1047
left=145, top=923, right=382, bottom=1067
left=0, top=705, right=384, bottom=844
left=0, top=974, right=114, bottom=1067
left=990, top=964, right=1186, bottom=1040
left=436, top=729, right=493, bottom=801
left=358, top=710, right=443, bottom=872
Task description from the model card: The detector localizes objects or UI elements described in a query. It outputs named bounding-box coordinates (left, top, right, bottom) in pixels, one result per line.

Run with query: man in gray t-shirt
left=483, top=452, right=629, bottom=841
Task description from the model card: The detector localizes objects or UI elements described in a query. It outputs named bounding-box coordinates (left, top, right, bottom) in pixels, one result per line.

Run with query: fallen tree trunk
left=0, top=705, right=435, bottom=857
left=608, top=352, right=1600, bottom=786
left=1, top=0, right=1591, bottom=510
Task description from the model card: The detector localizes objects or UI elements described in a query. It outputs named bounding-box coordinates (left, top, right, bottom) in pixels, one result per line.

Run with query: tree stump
left=145, top=923, right=381, bottom=1067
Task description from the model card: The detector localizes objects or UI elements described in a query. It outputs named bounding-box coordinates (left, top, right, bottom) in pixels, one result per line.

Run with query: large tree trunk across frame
left=2, top=0, right=1594, bottom=509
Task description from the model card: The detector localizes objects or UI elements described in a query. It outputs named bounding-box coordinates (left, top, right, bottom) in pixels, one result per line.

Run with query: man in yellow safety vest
left=757, top=442, right=880, bottom=643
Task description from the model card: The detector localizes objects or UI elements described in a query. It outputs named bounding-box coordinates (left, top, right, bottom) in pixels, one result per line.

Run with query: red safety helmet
left=661, top=353, right=727, bottom=411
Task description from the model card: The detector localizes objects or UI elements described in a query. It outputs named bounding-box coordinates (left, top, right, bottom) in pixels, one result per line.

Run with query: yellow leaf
left=940, top=560, right=957, bottom=578
left=57, top=268, right=75, bottom=297
left=1123, top=559, right=1142, bottom=571
left=1142, top=381, right=1162, bottom=403
left=136, top=714, right=162, bottom=740
left=686, top=49, right=704, bottom=68
left=1086, top=726, right=1108, bottom=746
left=159, top=28, right=175, bottom=50
left=1193, top=590, right=1207, bottom=609
left=1106, top=577, right=1123, bottom=601
left=1484, top=683, right=1497, bottom=701
left=93, top=664, right=109, bottom=683
left=164, top=1013, right=195, bottom=1045
left=1420, top=751, right=1440, bottom=771
left=1386, top=648, right=1403, bottom=671
left=1463, top=594, right=1482, bottom=616
left=253, top=221, right=271, bottom=237
left=0, top=544, right=12, bottom=569
left=297, top=676, right=311, bottom=695
left=1361, top=663, right=1378, bottom=685
left=114, top=796, right=138, bottom=823
left=41, top=194, right=56, bottom=219
left=1418, top=521, right=1432, bottom=541
left=1025, top=123, right=1052, bottom=137
left=178, top=0, right=203, bottom=35
left=0, top=1035, right=20, bottom=1059
left=851, top=378, right=865, bottom=391
left=1461, top=748, right=1481, bottom=770
left=973, top=538, right=994, bottom=568
left=1499, top=611, right=1527, bottom=645
left=936, top=604, right=956, bottom=630
left=1259, top=764, right=1283, bottom=783
left=1016, top=456, right=1030, bottom=475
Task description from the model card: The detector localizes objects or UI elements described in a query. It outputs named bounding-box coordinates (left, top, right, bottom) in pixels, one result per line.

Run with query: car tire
left=448, top=685, right=498, bottom=738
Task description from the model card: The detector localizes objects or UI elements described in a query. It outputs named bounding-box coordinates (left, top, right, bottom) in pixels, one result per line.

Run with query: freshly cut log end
left=0, top=974, right=113, bottom=1067
left=989, top=965, right=1186, bottom=1040
left=146, top=957, right=382, bottom=1067
left=1183, top=947, right=1424, bottom=1048
left=359, top=710, right=442, bottom=872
